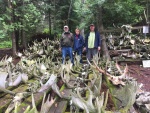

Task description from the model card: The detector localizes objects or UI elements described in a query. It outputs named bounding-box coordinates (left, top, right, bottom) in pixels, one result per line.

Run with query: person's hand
left=73, top=51, right=75, bottom=55
left=59, top=48, right=61, bottom=51
left=83, top=47, right=86, bottom=51
left=98, top=46, right=101, bottom=51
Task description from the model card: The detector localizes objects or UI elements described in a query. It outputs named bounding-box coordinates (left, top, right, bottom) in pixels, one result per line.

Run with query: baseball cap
left=64, top=25, right=69, bottom=28
left=90, top=24, right=95, bottom=26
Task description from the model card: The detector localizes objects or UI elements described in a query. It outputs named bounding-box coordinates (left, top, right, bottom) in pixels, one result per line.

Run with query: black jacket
left=60, top=32, right=74, bottom=47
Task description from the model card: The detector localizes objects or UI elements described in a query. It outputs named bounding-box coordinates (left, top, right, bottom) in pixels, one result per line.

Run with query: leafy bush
left=42, top=28, right=61, bottom=39
left=43, top=28, right=50, bottom=34
left=0, top=40, right=12, bottom=48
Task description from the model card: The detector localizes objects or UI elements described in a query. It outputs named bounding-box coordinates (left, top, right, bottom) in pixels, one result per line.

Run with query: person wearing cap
left=73, top=28, right=84, bottom=63
left=60, top=25, right=74, bottom=64
left=84, top=24, right=101, bottom=61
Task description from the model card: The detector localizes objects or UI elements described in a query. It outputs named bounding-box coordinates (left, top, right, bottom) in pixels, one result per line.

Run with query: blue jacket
left=74, top=34, right=84, bottom=51
left=85, top=31, right=101, bottom=49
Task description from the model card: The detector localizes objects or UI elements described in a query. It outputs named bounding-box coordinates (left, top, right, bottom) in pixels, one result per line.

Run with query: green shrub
left=0, top=40, right=12, bottom=48
left=43, top=28, right=50, bottom=34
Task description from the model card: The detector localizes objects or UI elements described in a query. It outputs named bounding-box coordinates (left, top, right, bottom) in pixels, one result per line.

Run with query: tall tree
left=8, top=0, right=16, bottom=56
left=0, top=0, right=42, bottom=52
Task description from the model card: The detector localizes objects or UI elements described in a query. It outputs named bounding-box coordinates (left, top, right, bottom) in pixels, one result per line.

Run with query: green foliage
left=22, top=3, right=42, bottom=32
left=73, top=0, right=145, bottom=30
left=0, top=0, right=42, bottom=41
left=0, top=29, right=6, bottom=39
left=103, top=0, right=145, bottom=27
left=43, top=28, right=50, bottom=34
left=0, top=40, right=12, bottom=48
left=0, top=0, right=147, bottom=49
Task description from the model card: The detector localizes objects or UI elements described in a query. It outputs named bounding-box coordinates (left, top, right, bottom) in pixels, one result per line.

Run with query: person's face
left=90, top=25, right=95, bottom=32
left=64, top=27, right=69, bottom=32
left=75, top=29, right=80, bottom=35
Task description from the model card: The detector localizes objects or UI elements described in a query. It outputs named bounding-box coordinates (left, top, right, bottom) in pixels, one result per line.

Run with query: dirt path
left=129, top=64, right=150, bottom=92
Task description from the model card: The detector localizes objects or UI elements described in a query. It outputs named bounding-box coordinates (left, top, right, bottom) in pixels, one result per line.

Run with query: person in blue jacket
left=74, top=28, right=84, bottom=63
left=83, top=24, right=101, bottom=62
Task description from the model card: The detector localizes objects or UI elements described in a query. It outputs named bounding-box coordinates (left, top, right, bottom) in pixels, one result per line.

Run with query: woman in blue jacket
left=74, top=28, right=84, bottom=63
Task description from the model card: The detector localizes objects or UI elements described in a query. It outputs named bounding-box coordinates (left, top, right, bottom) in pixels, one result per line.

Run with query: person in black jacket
left=83, top=24, right=101, bottom=61
left=73, top=28, right=84, bottom=63
left=59, top=25, right=74, bottom=64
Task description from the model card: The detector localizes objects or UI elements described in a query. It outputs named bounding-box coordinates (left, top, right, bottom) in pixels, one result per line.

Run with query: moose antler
left=38, top=74, right=57, bottom=92
left=93, top=61, right=128, bottom=86
left=40, top=93, right=56, bottom=113
left=5, top=92, right=31, bottom=113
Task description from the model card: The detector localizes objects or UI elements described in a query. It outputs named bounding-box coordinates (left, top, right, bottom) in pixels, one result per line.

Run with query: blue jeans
left=74, top=49, right=83, bottom=63
left=86, top=48, right=98, bottom=61
left=62, top=47, right=74, bottom=64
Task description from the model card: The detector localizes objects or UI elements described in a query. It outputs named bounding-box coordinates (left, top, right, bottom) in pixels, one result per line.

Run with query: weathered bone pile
left=0, top=37, right=143, bottom=113
left=106, top=25, right=150, bottom=60
left=135, top=91, right=150, bottom=112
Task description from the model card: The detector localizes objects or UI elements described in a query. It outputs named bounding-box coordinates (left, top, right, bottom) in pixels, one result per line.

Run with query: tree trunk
left=8, top=0, right=17, bottom=56
left=22, top=30, right=27, bottom=50
left=53, top=0, right=56, bottom=31
left=80, top=0, right=85, bottom=37
left=80, top=29, right=85, bottom=38
left=97, top=6, right=110, bottom=60
left=67, top=0, right=73, bottom=26
left=15, top=30, right=19, bottom=50
left=21, top=0, right=27, bottom=50
left=48, top=0, right=51, bottom=36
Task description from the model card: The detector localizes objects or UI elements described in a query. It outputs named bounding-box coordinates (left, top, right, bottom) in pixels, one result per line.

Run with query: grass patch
left=0, top=40, right=12, bottom=48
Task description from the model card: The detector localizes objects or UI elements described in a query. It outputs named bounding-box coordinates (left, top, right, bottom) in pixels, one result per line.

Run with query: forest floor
left=0, top=48, right=149, bottom=92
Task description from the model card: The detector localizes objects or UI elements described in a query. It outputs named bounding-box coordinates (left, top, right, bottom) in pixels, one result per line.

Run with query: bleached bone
left=84, top=88, right=95, bottom=112
left=23, top=93, right=38, bottom=113
left=27, top=80, right=40, bottom=93
left=40, top=64, right=47, bottom=74
left=60, top=61, right=77, bottom=87
left=92, top=71, right=102, bottom=96
left=121, top=25, right=132, bottom=33
left=9, top=73, right=28, bottom=87
left=16, top=52, right=23, bottom=57
left=92, top=61, right=129, bottom=86
left=72, top=86, right=105, bottom=113
left=95, top=92, right=105, bottom=113
left=0, top=56, right=13, bottom=67
left=5, top=92, right=31, bottom=113
left=38, top=74, right=57, bottom=92
left=37, top=48, right=44, bottom=55
left=51, top=82, right=62, bottom=98
left=136, top=92, right=150, bottom=105
left=71, top=92, right=89, bottom=113
left=0, top=72, right=8, bottom=88
left=61, top=71, right=76, bottom=88
left=76, top=86, right=95, bottom=111
left=40, top=93, right=56, bottom=113
left=0, top=86, right=15, bottom=95
left=115, top=61, right=123, bottom=74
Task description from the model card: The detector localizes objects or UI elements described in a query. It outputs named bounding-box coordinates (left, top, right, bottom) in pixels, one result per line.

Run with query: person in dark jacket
left=83, top=24, right=101, bottom=61
left=60, top=25, right=74, bottom=64
left=73, top=28, right=84, bottom=63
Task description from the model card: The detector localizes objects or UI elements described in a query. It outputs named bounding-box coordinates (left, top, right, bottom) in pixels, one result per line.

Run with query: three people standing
left=60, top=24, right=101, bottom=64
